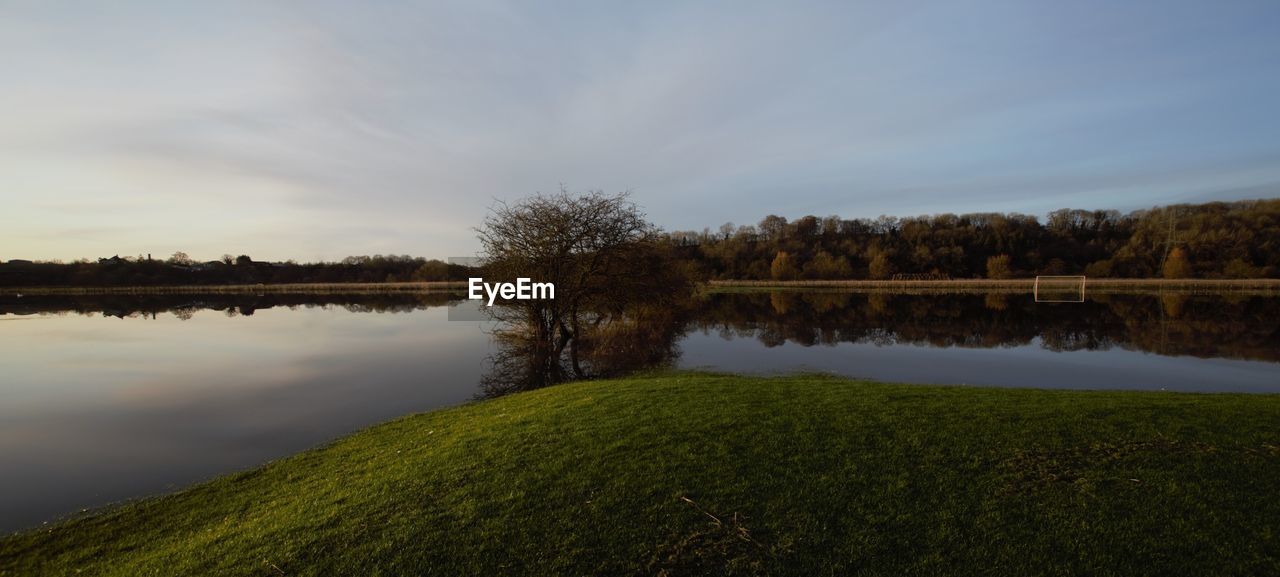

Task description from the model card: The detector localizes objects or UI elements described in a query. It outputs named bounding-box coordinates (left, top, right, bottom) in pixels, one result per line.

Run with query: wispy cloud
left=2, top=1, right=1279, bottom=260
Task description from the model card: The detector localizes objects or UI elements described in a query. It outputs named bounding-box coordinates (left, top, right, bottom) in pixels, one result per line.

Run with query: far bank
left=5, top=277, right=1280, bottom=296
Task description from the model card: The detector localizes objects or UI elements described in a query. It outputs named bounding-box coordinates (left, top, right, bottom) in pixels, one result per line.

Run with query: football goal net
left=1034, top=276, right=1086, bottom=303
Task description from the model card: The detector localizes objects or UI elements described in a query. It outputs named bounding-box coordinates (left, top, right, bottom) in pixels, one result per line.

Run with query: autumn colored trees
left=985, top=255, right=1013, bottom=279
left=5, top=199, right=1279, bottom=287
left=1162, top=247, right=1192, bottom=279
left=668, top=199, right=1280, bottom=280
left=770, top=252, right=799, bottom=280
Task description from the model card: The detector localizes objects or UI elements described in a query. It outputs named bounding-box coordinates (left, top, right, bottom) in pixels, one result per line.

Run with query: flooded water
left=1, top=290, right=1278, bottom=533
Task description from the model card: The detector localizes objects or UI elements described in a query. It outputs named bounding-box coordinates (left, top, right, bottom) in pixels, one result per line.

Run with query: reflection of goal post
left=1034, top=276, right=1086, bottom=303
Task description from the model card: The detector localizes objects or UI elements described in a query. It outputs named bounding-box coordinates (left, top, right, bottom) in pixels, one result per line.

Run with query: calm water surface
left=1, top=290, right=1277, bottom=533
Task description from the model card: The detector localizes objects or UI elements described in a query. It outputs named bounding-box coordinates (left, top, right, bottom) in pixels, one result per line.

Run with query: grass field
left=2, top=372, right=1278, bottom=576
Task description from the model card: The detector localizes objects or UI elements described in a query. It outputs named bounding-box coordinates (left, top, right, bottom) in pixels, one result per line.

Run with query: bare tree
left=476, top=188, right=692, bottom=385
left=478, top=189, right=649, bottom=343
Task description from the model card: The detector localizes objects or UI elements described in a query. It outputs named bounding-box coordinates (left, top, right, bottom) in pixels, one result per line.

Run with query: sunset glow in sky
left=3, top=1, right=1279, bottom=261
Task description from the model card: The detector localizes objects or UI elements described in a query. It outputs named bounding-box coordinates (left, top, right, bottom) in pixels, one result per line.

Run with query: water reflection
left=478, top=306, right=689, bottom=398
left=1, top=290, right=1278, bottom=534
left=0, top=292, right=455, bottom=318
left=691, top=291, right=1280, bottom=362
left=0, top=301, right=488, bottom=534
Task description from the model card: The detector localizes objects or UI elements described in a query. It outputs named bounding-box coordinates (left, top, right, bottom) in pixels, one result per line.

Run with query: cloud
left=2, top=1, right=1279, bottom=260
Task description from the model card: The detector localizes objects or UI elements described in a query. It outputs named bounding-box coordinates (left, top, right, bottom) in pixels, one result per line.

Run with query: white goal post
left=1034, top=275, right=1086, bottom=303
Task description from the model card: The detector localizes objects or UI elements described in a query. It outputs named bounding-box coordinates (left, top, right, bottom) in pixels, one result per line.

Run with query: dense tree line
left=0, top=253, right=472, bottom=287
left=666, top=199, right=1280, bottom=279
left=4, top=198, right=1277, bottom=287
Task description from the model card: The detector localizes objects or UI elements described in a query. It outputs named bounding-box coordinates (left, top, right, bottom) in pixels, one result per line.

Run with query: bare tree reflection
left=477, top=303, right=690, bottom=399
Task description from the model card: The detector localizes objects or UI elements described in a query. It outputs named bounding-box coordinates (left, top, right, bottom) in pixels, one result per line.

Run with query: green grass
left=3, top=372, right=1279, bottom=576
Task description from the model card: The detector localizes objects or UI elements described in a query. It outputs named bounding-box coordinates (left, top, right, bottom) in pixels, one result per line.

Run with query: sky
left=2, top=1, right=1279, bottom=262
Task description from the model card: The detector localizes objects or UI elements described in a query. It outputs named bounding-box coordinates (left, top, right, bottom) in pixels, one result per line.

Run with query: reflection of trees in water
left=1160, top=294, right=1187, bottom=318
left=693, top=292, right=1280, bottom=362
left=8, top=290, right=1276, bottom=396
left=0, top=292, right=459, bottom=319
left=478, top=305, right=689, bottom=399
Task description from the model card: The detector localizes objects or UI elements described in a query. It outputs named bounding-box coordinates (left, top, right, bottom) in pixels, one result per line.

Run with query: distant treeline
left=0, top=254, right=472, bottom=287
left=665, top=199, right=1280, bottom=280
left=4, top=198, right=1278, bottom=287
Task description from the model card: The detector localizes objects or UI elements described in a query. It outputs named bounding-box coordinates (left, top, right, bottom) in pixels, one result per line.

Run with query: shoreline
left=1, top=281, right=468, bottom=296
left=708, top=278, right=1280, bottom=295
left=5, top=278, right=1278, bottom=296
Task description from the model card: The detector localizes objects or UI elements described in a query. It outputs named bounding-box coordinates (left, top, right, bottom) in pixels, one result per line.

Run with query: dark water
left=1, top=290, right=1278, bottom=534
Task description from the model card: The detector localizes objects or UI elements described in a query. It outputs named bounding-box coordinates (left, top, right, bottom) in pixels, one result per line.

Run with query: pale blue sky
left=2, top=1, right=1279, bottom=261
